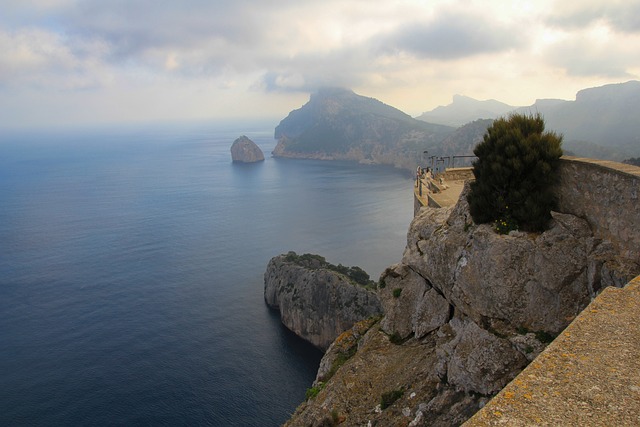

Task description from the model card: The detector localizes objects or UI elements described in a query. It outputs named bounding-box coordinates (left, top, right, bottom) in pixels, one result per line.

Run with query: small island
left=230, top=135, right=264, bottom=163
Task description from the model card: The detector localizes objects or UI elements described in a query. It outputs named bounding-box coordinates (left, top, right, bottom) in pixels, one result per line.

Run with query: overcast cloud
left=1, top=0, right=639, bottom=129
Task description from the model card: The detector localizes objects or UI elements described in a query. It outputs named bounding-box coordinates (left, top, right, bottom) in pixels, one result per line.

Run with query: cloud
left=0, top=0, right=638, bottom=128
left=544, top=36, right=636, bottom=78
left=0, top=27, right=112, bottom=91
left=374, top=8, right=525, bottom=60
left=547, top=0, right=640, bottom=33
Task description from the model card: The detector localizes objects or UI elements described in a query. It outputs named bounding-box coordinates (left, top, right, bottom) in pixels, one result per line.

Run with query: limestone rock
left=442, top=317, right=527, bottom=395
left=401, top=182, right=606, bottom=336
left=379, top=264, right=451, bottom=340
left=264, top=253, right=382, bottom=351
left=230, top=135, right=264, bottom=163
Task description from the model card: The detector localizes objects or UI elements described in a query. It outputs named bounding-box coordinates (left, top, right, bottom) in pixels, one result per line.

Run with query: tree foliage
left=467, top=113, right=563, bottom=232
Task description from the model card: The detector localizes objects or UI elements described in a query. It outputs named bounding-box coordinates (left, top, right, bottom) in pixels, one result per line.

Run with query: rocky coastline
left=274, top=182, right=636, bottom=426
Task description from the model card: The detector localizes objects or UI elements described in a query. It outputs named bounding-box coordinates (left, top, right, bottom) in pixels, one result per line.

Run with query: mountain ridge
left=272, top=81, right=640, bottom=169
left=417, top=80, right=640, bottom=159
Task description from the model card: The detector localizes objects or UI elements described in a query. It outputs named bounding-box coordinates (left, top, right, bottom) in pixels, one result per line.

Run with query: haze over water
left=0, top=123, right=413, bottom=426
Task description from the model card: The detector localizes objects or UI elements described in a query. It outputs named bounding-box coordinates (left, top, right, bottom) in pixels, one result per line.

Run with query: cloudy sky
left=2, top=0, right=639, bottom=129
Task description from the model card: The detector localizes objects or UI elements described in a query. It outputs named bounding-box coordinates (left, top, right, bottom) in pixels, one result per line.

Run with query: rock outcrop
left=285, top=183, right=638, bottom=426
left=230, top=135, right=264, bottom=163
left=264, top=252, right=383, bottom=351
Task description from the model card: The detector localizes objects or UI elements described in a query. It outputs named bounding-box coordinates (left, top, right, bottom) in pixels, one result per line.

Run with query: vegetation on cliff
left=283, top=251, right=375, bottom=290
left=467, top=113, right=563, bottom=232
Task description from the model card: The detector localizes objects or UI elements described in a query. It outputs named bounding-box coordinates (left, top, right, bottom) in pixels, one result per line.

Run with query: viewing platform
left=414, top=167, right=473, bottom=214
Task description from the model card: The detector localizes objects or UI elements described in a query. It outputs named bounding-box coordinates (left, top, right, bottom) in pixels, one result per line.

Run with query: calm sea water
left=0, top=122, right=413, bottom=426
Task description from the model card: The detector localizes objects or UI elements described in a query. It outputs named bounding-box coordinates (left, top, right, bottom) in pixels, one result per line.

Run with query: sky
left=1, top=0, right=639, bottom=130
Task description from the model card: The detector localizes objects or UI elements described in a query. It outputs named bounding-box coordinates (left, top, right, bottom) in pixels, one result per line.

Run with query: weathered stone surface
left=285, top=321, right=484, bottom=427
left=466, top=277, right=640, bottom=426
left=230, top=135, right=264, bottom=163
left=264, top=254, right=382, bottom=351
left=379, top=263, right=451, bottom=340
left=443, top=317, right=527, bottom=395
left=401, top=182, right=634, bottom=335
left=557, top=157, right=640, bottom=264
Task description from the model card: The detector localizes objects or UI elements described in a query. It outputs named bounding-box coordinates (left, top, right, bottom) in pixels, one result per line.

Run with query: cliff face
left=230, top=135, right=265, bottom=163
left=264, top=253, right=382, bottom=351
left=285, top=183, right=637, bottom=426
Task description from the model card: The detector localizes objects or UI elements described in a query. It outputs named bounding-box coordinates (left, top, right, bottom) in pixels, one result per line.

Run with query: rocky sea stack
left=230, top=135, right=264, bottom=163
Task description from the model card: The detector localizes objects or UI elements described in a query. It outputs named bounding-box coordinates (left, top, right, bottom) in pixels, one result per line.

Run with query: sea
left=0, top=121, right=414, bottom=426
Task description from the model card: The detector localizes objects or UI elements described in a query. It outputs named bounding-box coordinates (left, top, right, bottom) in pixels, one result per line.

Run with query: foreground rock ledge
left=284, top=183, right=637, bottom=427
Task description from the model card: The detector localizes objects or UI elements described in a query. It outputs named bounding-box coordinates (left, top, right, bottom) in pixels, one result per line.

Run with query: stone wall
left=556, top=157, right=640, bottom=264
left=442, top=167, right=474, bottom=181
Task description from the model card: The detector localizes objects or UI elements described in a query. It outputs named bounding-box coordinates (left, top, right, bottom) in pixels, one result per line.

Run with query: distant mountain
left=273, top=88, right=455, bottom=171
left=416, top=81, right=640, bottom=160
left=433, top=119, right=493, bottom=167
left=416, top=95, right=515, bottom=127
left=515, top=81, right=640, bottom=159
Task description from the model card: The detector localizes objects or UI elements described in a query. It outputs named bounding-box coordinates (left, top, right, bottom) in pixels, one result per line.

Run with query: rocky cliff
left=264, top=252, right=383, bottom=351
left=230, top=135, right=265, bottom=163
left=285, top=183, right=637, bottom=426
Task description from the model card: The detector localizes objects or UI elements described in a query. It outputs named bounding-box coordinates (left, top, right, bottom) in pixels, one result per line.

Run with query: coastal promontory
left=264, top=252, right=382, bottom=351
left=230, top=135, right=264, bottom=163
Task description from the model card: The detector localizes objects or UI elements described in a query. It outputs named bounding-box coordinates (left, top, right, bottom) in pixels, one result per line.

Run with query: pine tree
left=467, top=113, right=563, bottom=233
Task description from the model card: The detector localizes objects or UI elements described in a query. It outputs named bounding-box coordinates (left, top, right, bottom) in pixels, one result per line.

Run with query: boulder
left=230, top=135, right=264, bottom=163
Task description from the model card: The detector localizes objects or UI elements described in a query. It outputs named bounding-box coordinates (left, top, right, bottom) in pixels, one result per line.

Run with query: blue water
left=0, top=122, right=413, bottom=426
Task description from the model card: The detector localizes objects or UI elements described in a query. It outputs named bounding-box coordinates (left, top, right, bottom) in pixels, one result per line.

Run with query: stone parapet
left=557, top=157, right=640, bottom=264
left=464, top=275, right=640, bottom=426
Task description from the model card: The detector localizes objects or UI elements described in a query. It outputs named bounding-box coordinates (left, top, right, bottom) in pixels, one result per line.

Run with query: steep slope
left=273, top=88, right=454, bottom=171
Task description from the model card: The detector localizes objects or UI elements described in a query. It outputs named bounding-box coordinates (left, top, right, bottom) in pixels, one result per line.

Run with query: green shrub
left=305, top=382, right=325, bottom=400
left=392, top=288, right=402, bottom=298
left=283, top=251, right=375, bottom=288
left=467, top=113, right=563, bottom=232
